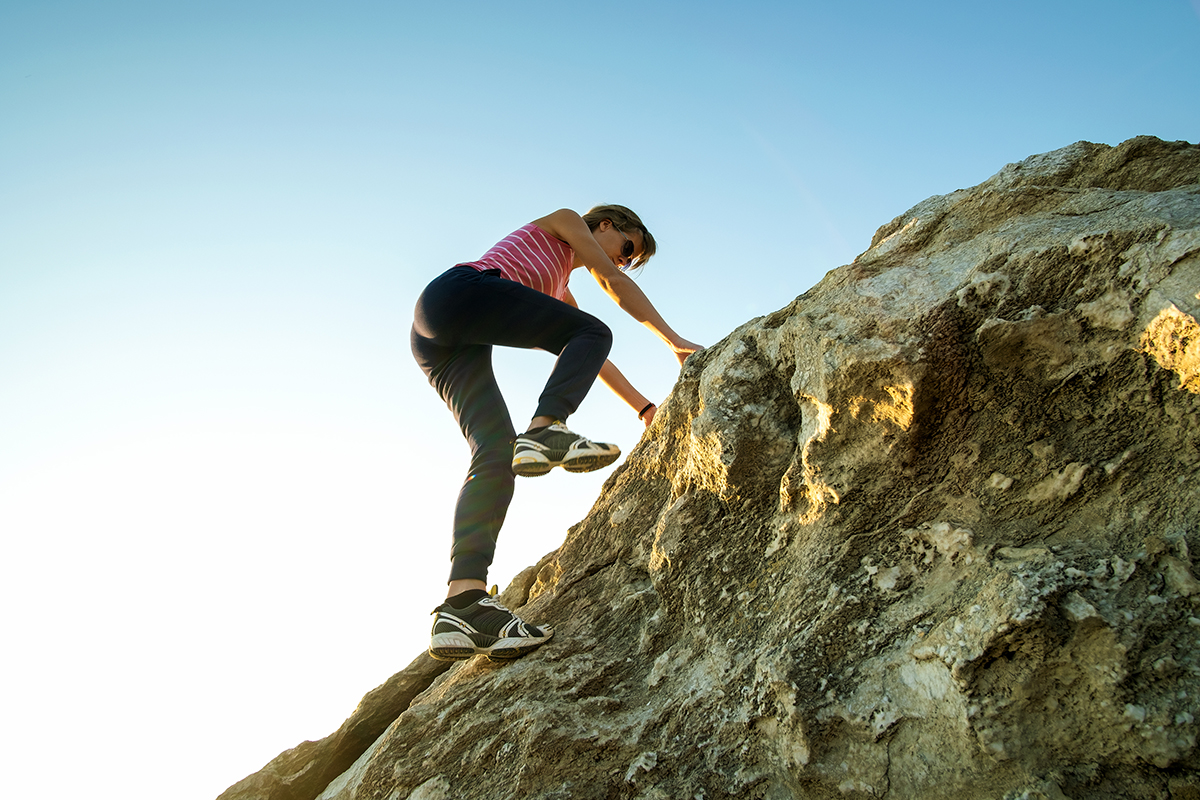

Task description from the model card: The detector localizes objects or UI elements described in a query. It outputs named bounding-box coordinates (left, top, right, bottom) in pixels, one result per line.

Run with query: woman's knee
left=592, top=317, right=613, bottom=347
left=580, top=316, right=613, bottom=356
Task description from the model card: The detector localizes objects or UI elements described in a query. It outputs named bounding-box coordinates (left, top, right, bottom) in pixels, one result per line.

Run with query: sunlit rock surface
left=221, top=136, right=1200, bottom=800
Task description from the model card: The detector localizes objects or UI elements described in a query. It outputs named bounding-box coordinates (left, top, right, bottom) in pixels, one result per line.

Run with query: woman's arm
left=561, top=286, right=657, bottom=426
left=598, top=360, right=656, bottom=427
left=535, top=209, right=702, bottom=365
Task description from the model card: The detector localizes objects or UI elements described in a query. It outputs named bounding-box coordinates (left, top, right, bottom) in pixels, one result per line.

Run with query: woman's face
left=598, top=219, right=644, bottom=270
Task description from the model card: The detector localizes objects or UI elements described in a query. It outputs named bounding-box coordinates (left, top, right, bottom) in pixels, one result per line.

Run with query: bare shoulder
left=530, top=208, right=587, bottom=241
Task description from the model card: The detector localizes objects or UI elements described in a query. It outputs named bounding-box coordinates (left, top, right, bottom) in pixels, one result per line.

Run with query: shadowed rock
left=216, top=655, right=452, bottom=800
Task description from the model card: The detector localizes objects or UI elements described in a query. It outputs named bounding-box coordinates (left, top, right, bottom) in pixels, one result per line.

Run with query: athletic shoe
left=428, top=596, right=553, bottom=661
left=511, top=422, right=621, bottom=477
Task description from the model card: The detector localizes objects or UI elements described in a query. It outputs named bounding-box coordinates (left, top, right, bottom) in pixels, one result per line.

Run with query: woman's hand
left=672, top=339, right=704, bottom=365
left=640, top=404, right=657, bottom=427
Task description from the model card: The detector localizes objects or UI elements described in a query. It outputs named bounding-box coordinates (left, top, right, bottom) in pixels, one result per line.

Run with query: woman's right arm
left=534, top=209, right=702, bottom=364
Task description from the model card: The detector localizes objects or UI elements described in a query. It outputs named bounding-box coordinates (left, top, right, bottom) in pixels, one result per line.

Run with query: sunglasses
left=612, top=225, right=636, bottom=268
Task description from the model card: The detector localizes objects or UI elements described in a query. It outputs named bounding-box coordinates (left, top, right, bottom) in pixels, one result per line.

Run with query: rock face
left=222, top=136, right=1200, bottom=800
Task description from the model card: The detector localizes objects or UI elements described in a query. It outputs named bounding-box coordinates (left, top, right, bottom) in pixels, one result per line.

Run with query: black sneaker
left=428, top=596, right=553, bottom=661
left=511, top=421, right=621, bottom=477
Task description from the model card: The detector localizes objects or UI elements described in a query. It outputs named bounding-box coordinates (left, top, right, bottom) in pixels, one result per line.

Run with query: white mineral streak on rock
left=907, top=521, right=975, bottom=565
left=1026, top=462, right=1089, bottom=503
left=623, top=752, right=657, bottom=783
left=220, top=137, right=1200, bottom=800
left=987, top=472, right=1014, bottom=490
left=1062, top=591, right=1103, bottom=623
left=872, top=565, right=902, bottom=591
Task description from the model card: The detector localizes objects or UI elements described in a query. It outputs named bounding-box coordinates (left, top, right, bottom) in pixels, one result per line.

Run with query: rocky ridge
left=221, top=136, right=1200, bottom=800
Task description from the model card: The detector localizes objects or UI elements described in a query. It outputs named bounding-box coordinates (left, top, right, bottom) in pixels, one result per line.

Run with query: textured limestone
left=223, top=136, right=1200, bottom=800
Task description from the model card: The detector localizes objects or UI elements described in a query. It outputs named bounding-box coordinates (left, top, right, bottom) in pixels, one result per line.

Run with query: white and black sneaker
left=511, top=421, right=621, bottom=477
left=429, top=596, right=553, bottom=661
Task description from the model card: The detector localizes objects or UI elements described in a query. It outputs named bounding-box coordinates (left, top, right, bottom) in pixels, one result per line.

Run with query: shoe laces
left=478, top=596, right=513, bottom=614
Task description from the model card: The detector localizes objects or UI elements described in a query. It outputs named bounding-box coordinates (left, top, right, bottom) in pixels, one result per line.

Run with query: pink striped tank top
left=458, top=223, right=574, bottom=300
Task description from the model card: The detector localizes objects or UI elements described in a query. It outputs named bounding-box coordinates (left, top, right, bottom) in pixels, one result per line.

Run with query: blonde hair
left=582, top=204, right=656, bottom=270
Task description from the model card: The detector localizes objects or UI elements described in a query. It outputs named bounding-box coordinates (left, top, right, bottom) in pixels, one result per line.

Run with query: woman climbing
left=411, top=204, right=702, bottom=660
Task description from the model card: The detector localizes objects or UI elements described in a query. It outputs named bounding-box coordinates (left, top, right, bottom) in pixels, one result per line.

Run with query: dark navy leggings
left=410, top=266, right=612, bottom=583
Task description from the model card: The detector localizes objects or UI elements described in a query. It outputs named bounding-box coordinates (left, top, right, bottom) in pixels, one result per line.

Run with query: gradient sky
left=2, top=2, right=1198, bottom=798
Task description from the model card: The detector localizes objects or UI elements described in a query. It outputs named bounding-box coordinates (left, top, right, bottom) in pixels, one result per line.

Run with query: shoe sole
left=429, top=644, right=476, bottom=661
left=512, top=456, right=554, bottom=477
left=561, top=452, right=620, bottom=473
left=512, top=449, right=620, bottom=477
left=429, top=630, right=553, bottom=662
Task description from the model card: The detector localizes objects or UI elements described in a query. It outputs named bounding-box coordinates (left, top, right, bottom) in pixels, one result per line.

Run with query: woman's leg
left=418, top=352, right=552, bottom=661
left=417, top=268, right=613, bottom=422
left=411, top=267, right=614, bottom=582
left=411, top=331, right=515, bottom=584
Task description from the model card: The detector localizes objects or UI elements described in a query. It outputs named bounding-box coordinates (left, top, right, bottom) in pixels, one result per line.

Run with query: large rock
left=223, top=136, right=1200, bottom=800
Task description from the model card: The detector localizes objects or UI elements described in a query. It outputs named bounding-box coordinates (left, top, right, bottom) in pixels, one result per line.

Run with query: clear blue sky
left=2, top=2, right=1197, bottom=798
